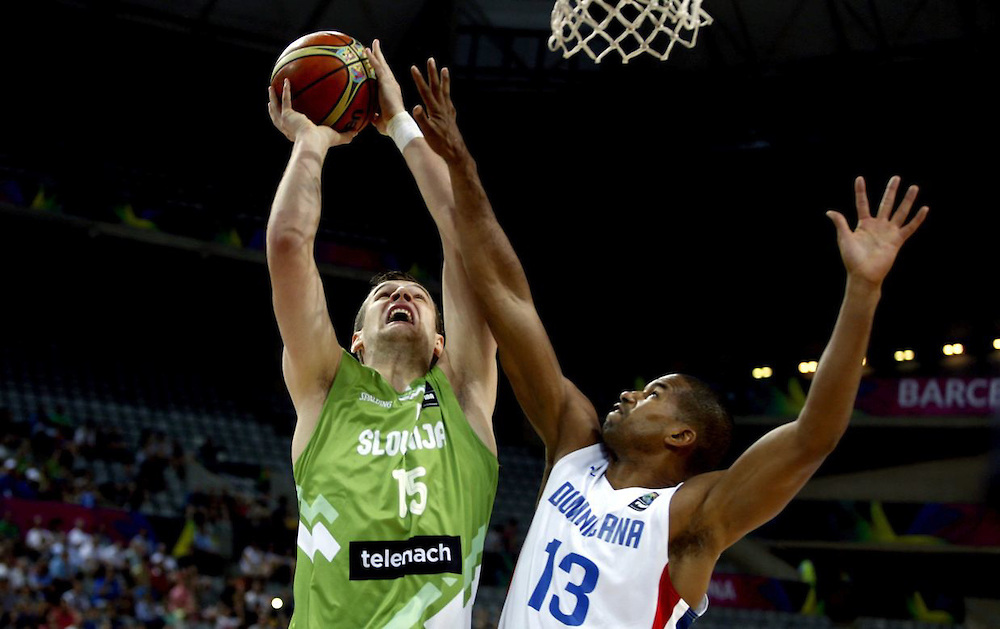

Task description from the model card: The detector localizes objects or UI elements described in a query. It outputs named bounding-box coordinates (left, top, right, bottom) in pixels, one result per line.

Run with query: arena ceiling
left=31, top=0, right=993, bottom=75
left=4, top=0, right=998, bottom=395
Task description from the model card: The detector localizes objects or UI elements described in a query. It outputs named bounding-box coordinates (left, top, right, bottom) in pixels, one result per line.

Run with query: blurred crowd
left=0, top=405, right=171, bottom=510
left=0, top=405, right=298, bottom=627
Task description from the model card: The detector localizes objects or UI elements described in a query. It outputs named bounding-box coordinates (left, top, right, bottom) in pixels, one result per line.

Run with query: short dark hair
left=673, top=375, right=733, bottom=476
left=353, top=271, right=445, bottom=335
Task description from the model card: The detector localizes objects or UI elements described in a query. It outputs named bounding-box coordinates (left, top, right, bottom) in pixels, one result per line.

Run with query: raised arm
left=367, top=45, right=499, bottom=452
left=410, top=62, right=601, bottom=463
left=266, top=81, right=355, bottom=460
left=675, top=176, right=929, bottom=568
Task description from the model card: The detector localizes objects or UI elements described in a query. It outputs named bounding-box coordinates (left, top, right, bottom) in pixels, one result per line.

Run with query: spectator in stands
left=98, top=426, right=131, bottom=465
left=23, top=464, right=48, bottom=498
left=2, top=462, right=38, bottom=500
left=136, top=429, right=169, bottom=495
left=72, top=471, right=99, bottom=509
left=211, top=504, right=234, bottom=562
left=0, top=541, right=13, bottom=580
left=48, top=405, right=75, bottom=431
left=28, top=405, right=54, bottom=438
left=42, top=445, right=75, bottom=500
left=25, top=516, right=55, bottom=558
left=481, top=524, right=505, bottom=587
left=90, top=564, right=123, bottom=608
left=238, top=541, right=266, bottom=578
left=3, top=556, right=29, bottom=590
left=46, top=597, right=83, bottom=629
left=47, top=547, right=72, bottom=592
left=150, top=542, right=177, bottom=573
left=5, top=587, right=46, bottom=628
left=169, top=438, right=188, bottom=483
left=73, top=420, right=99, bottom=460
left=96, top=538, right=126, bottom=572
left=166, top=565, right=198, bottom=624
left=196, top=436, right=224, bottom=474
left=501, top=517, right=519, bottom=557
left=243, top=577, right=269, bottom=617
left=262, top=543, right=292, bottom=586
left=0, top=510, right=19, bottom=540
left=0, top=574, right=14, bottom=616
left=67, top=518, right=95, bottom=572
left=268, top=495, right=296, bottom=544
left=134, top=587, right=166, bottom=628
left=0, top=408, right=13, bottom=442
left=61, top=579, right=91, bottom=614
left=0, top=460, right=19, bottom=498
left=25, top=559, right=52, bottom=594
left=191, top=510, right=225, bottom=576
left=214, top=602, right=242, bottom=628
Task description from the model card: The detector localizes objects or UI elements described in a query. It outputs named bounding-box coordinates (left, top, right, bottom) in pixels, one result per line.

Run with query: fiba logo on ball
left=270, top=31, right=378, bottom=132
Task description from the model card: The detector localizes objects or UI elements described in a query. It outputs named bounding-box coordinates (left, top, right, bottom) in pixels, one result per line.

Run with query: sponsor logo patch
left=628, top=491, right=660, bottom=512
left=422, top=382, right=440, bottom=409
left=349, top=536, right=461, bottom=580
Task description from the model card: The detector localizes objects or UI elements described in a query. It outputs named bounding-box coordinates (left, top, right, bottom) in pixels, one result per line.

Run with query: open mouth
left=386, top=306, right=414, bottom=325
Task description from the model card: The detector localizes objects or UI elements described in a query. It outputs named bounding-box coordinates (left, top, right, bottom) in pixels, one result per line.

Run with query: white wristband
left=386, top=112, right=424, bottom=152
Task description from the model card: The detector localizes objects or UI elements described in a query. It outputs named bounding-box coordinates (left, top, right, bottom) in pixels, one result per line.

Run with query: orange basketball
left=270, top=31, right=378, bottom=133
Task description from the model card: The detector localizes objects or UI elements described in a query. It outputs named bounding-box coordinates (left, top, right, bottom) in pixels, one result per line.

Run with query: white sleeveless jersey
left=499, top=444, right=708, bottom=629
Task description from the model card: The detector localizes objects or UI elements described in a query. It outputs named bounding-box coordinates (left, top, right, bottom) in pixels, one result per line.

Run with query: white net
left=549, top=0, right=713, bottom=63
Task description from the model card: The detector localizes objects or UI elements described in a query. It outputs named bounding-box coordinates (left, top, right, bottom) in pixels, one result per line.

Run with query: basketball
left=270, top=31, right=378, bottom=133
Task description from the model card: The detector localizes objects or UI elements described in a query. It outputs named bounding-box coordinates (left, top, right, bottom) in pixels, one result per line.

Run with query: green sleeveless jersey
left=290, top=351, right=498, bottom=628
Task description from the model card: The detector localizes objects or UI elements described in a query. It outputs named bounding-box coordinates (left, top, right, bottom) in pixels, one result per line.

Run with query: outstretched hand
left=827, top=176, right=929, bottom=287
left=410, top=58, right=467, bottom=163
left=366, top=39, right=405, bottom=135
left=267, top=79, right=356, bottom=148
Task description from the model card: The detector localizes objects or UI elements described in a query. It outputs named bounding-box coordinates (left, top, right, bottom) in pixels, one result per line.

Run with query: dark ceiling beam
left=453, top=26, right=555, bottom=84
left=762, top=0, right=812, bottom=64
left=864, top=0, right=888, bottom=50
left=897, top=0, right=932, bottom=40
left=955, top=0, right=994, bottom=38
left=300, top=0, right=335, bottom=33
left=824, top=0, right=852, bottom=54
left=727, top=0, right=760, bottom=66
left=198, top=0, right=221, bottom=21
left=837, top=0, right=882, bottom=50
left=51, top=0, right=286, bottom=51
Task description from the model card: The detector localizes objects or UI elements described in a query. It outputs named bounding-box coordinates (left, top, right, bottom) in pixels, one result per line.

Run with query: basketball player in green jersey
left=266, top=40, right=499, bottom=627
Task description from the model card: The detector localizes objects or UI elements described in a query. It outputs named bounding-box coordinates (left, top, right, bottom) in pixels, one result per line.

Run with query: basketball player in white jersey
left=408, top=61, right=929, bottom=628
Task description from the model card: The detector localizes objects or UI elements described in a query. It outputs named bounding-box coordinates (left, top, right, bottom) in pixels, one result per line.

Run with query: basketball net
left=548, top=0, right=713, bottom=63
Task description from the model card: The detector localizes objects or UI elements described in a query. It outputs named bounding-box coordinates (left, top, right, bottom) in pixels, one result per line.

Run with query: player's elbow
left=793, top=418, right=845, bottom=460
left=266, top=225, right=313, bottom=258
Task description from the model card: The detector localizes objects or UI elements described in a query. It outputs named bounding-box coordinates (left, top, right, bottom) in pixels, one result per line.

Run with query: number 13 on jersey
left=528, top=538, right=600, bottom=626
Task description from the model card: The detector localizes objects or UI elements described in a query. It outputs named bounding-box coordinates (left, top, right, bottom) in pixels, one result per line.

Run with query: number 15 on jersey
left=392, top=466, right=427, bottom=518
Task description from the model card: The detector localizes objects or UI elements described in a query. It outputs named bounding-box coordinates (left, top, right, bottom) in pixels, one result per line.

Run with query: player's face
left=360, top=280, right=441, bottom=350
left=603, top=374, right=686, bottom=439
